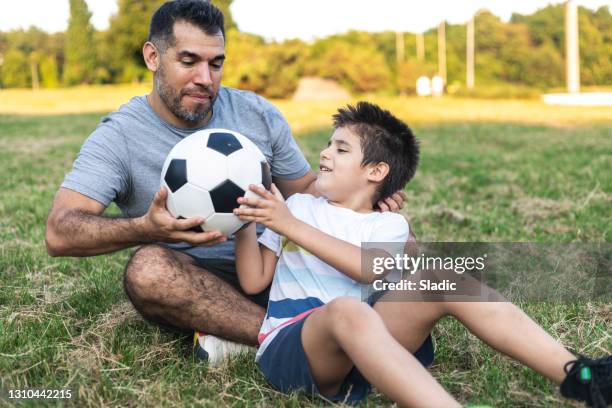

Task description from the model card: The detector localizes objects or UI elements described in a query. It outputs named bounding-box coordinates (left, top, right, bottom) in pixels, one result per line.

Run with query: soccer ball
left=160, top=128, right=272, bottom=236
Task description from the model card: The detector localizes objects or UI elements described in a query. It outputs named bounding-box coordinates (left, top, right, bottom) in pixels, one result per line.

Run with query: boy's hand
left=234, top=183, right=295, bottom=235
left=376, top=190, right=406, bottom=212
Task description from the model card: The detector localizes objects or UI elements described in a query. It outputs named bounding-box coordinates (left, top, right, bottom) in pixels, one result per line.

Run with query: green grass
left=0, top=113, right=610, bottom=407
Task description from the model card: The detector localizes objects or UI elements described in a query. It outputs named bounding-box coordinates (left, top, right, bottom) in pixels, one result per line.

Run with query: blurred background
left=0, top=0, right=610, bottom=100
left=1, top=3, right=610, bottom=406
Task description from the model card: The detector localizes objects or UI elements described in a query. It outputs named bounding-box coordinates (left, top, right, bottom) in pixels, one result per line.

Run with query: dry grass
left=0, top=84, right=150, bottom=115
left=1, top=84, right=611, bottom=130
left=511, top=197, right=574, bottom=221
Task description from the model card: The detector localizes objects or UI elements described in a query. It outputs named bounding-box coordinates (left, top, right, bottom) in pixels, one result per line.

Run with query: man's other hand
left=376, top=190, right=406, bottom=212
left=139, top=186, right=227, bottom=246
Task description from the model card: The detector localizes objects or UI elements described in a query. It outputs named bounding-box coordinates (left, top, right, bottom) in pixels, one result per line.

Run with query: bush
left=0, top=49, right=30, bottom=88
left=222, top=30, right=305, bottom=99
left=521, top=44, right=564, bottom=88
left=450, top=83, right=541, bottom=99
left=307, top=38, right=392, bottom=94
left=397, top=59, right=437, bottom=94
left=40, top=55, right=59, bottom=88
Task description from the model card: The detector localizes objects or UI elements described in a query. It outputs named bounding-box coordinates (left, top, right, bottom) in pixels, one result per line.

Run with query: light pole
left=565, top=0, right=580, bottom=93
left=466, top=16, right=475, bottom=89
left=396, top=31, right=405, bottom=64
left=438, top=21, right=447, bottom=84
left=416, top=32, right=425, bottom=61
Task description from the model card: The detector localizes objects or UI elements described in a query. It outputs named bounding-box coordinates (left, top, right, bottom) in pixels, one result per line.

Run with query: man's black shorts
left=190, top=257, right=271, bottom=308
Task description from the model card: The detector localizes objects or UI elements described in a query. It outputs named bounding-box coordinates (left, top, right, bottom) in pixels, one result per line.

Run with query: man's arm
left=273, top=170, right=318, bottom=198
left=45, top=187, right=225, bottom=257
left=273, top=171, right=407, bottom=214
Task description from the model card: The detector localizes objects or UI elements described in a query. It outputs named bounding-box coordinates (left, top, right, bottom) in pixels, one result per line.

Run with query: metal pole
left=416, top=32, right=424, bottom=61
left=467, top=16, right=475, bottom=89
left=438, top=21, right=446, bottom=84
left=565, top=0, right=580, bottom=93
left=396, top=31, right=405, bottom=64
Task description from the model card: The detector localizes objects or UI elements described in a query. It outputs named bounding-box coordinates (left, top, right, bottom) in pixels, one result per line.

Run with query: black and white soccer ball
left=160, top=128, right=272, bottom=236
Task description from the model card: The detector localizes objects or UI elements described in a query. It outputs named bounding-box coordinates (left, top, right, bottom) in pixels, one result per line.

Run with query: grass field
left=0, top=92, right=611, bottom=407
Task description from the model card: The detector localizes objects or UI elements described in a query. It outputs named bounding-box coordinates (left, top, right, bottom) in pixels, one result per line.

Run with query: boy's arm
left=234, top=185, right=388, bottom=284
left=282, top=218, right=387, bottom=283
left=234, top=223, right=278, bottom=295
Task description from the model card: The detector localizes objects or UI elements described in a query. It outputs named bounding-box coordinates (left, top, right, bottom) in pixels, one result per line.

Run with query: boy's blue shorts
left=257, top=297, right=435, bottom=405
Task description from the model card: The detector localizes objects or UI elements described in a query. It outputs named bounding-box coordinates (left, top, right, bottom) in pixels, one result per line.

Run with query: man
left=45, top=0, right=405, bottom=365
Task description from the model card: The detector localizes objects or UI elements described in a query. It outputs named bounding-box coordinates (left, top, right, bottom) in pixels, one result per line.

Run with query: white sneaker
left=193, top=331, right=255, bottom=367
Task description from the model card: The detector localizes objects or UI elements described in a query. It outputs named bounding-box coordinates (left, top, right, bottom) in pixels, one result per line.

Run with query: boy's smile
left=316, top=127, right=379, bottom=212
left=317, top=127, right=362, bottom=181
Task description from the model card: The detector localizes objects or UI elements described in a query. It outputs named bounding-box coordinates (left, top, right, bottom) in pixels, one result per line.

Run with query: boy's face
left=316, top=127, right=373, bottom=202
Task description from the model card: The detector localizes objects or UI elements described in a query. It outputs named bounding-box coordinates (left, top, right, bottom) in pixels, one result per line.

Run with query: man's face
left=155, top=21, right=225, bottom=125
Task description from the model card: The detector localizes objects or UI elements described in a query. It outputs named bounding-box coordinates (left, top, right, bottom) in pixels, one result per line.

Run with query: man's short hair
left=332, top=101, right=420, bottom=202
left=148, top=0, right=225, bottom=52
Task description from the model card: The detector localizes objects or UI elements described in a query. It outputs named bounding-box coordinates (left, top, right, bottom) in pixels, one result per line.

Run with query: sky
left=0, top=0, right=610, bottom=40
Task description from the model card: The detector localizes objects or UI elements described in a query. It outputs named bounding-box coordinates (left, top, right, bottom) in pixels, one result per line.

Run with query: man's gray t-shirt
left=61, top=86, right=311, bottom=261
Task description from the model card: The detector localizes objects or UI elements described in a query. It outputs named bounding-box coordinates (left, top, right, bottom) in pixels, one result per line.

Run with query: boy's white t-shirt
left=255, top=193, right=409, bottom=360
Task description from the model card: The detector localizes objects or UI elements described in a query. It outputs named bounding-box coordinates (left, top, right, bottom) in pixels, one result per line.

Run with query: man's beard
left=155, top=65, right=216, bottom=125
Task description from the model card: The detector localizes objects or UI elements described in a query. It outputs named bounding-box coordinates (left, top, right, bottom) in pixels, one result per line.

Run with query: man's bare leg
left=301, top=297, right=460, bottom=407
left=123, top=244, right=265, bottom=345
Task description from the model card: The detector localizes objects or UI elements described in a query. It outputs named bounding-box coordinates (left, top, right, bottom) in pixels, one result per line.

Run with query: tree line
left=0, top=0, right=610, bottom=97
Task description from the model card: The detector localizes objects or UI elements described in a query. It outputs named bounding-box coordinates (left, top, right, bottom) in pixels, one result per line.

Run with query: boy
left=232, top=102, right=611, bottom=406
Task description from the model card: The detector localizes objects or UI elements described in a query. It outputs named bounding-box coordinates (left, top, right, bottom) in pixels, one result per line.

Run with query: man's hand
left=233, top=184, right=295, bottom=235
left=139, top=186, right=226, bottom=246
left=376, top=190, right=406, bottom=212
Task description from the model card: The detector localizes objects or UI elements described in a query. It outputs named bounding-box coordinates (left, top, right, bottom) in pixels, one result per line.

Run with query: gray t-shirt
left=61, top=86, right=311, bottom=261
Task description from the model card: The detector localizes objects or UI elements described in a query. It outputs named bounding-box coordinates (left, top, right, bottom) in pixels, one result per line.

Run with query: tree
left=105, top=0, right=165, bottom=83
left=1, top=49, right=30, bottom=88
left=63, top=0, right=97, bottom=85
left=512, top=5, right=565, bottom=49
left=589, top=6, right=612, bottom=84
left=498, top=23, right=532, bottom=83
left=40, top=54, right=60, bottom=88
left=473, top=11, right=507, bottom=84
left=578, top=6, right=611, bottom=85
left=212, top=0, right=236, bottom=32
left=104, top=1, right=235, bottom=83
left=223, top=30, right=305, bottom=98
left=523, top=44, right=564, bottom=87
left=308, top=36, right=392, bottom=93
left=445, top=22, right=467, bottom=85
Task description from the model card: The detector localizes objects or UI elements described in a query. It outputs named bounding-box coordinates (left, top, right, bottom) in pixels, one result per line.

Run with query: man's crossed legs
left=123, top=244, right=265, bottom=345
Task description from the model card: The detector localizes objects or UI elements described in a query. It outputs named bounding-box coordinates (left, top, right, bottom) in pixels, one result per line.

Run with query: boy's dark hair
left=333, top=101, right=419, bottom=202
left=148, top=0, right=225, bottom=52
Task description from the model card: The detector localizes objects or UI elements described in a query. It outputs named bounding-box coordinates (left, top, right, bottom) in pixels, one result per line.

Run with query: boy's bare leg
left=301, top=297, right=460, bottom=407
left=444, top=301, right=575, bottom=384
left=374, top=284, right=575, bottom=384
left=123, top=244, right=265, bottom=345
